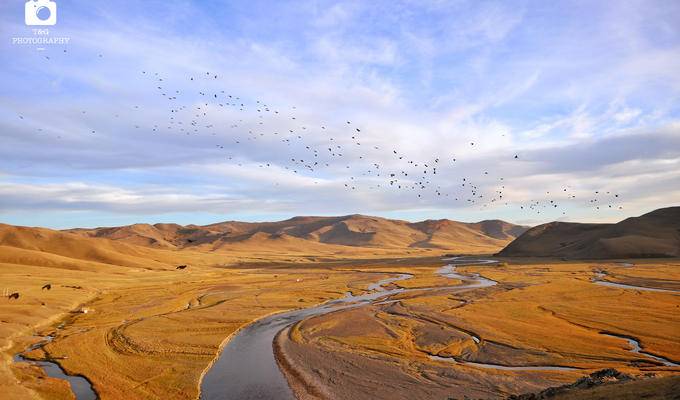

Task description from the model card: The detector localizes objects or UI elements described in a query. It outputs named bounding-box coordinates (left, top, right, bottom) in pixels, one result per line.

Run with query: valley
left=1, top=211, right=679, bottom=399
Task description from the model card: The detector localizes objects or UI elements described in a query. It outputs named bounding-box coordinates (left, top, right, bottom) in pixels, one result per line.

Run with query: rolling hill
left=66, top=214, right=529, bottom=254
left=497, top=206, right=680, bottom=259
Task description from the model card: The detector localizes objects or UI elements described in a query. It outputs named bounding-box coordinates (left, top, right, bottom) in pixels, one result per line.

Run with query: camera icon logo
left=25, top=0, right=57, bottom=26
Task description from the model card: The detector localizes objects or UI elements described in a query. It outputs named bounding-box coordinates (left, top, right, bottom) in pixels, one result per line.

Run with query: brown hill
left=0, top=223, right=174, bottom=270
left=0, top=223, right=245, bottom=272
left=66, top=214, right=529, bottom=254
left=497, top=206, right=680, bottom=259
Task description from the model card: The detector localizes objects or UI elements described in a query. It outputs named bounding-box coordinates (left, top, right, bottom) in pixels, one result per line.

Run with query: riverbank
left=4, top=257, right=679, bottom=399
left=269, top=259, right=680, bottom=399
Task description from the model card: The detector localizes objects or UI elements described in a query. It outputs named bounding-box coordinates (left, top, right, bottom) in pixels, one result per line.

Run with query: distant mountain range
left=497, top=206, right=680, bottom=259
left=2, top=208, right=677, bottom=269
left=0, top=215, right=528, bottom=271
left=66, top=214, right=528, bottom=253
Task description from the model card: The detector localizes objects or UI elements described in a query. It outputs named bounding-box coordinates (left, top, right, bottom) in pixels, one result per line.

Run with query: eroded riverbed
left=200, top=258, right=499, bottom=400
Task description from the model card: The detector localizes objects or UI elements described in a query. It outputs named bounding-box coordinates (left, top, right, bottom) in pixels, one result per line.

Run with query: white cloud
left=0, top=0, right=678, bottom=226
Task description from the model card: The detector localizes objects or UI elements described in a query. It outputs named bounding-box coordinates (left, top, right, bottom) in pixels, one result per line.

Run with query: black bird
left=8, top=292, right=19, bottom=300
left=176, top=265, right=188, bottom=270
left=42, top=283, right=51, bottom=290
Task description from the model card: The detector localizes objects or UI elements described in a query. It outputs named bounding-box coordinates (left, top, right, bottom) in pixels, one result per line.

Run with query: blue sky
left=1, top=0, right=679, bottom=228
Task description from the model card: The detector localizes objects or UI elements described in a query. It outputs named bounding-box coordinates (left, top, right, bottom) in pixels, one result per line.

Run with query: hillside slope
left=0, top=223, right=244, bottom=272
left=497, top=206, right=680, bottom=259
left=67, top=215, right=529, bottom=254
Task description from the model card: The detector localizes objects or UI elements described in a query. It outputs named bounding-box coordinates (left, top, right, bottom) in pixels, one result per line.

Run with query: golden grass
left=2, top=222, right=678, bottom=400
left=2, top=262, right=377, bottom=399
left=0, top=226, right=409, bottom=400
left=277, top=260, right=680, bottom=399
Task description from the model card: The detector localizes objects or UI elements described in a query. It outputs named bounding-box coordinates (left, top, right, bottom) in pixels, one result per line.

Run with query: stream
left=13, top=335, right=98, bottom=400
left=593, top=272, right=680, bottom=294
left=16, top=257, right=676, bottom=400
left=200, top=257, right=499, bottom=400
left=600, top=333, right=680, bottom=367
left=594, top=279, right=680, bottom=293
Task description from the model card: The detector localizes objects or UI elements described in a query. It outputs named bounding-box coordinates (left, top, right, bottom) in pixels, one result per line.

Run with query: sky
left=1, top=0, right=679, bottom=229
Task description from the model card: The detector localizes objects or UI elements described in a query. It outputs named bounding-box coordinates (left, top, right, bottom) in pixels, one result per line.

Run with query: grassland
left=1, top=221, right=678, bottom=399
left=277, top=259, right=680, bottom=399
left=1, top=256, right=389, bottom=399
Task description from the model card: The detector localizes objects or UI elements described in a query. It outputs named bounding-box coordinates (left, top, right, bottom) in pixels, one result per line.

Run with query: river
left=13, top=335, right=98, bottom=399
left=200, top=257, right=498, bottom=400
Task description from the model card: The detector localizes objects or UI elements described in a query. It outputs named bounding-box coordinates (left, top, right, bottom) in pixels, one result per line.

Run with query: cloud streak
left=0, top=0, right=679, bottom=228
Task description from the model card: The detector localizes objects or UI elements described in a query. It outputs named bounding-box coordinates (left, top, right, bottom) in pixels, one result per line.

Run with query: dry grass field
left=1, top=221, right=679, bottom=399
left=277, top=259, right=680, bottom=399
left=1, top=258, right=393, bottom=399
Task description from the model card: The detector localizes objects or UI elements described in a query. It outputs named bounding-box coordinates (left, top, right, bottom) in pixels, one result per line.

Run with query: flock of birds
left=17, top=49, right=627, bottom=218
left=5, top=49, right=632, bottom=302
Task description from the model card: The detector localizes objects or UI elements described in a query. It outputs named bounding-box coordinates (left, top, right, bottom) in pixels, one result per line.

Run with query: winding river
left=16, top=257, right=678, bottom=400
left=200, top=257, right=498, bottom=400
left=600, top=332, right=680, bottom=367
left=13, top=336, right=98, bottom=400
left=594, top=279, right=680, bottom=293
left=593, top=272, right=680, bottom=294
